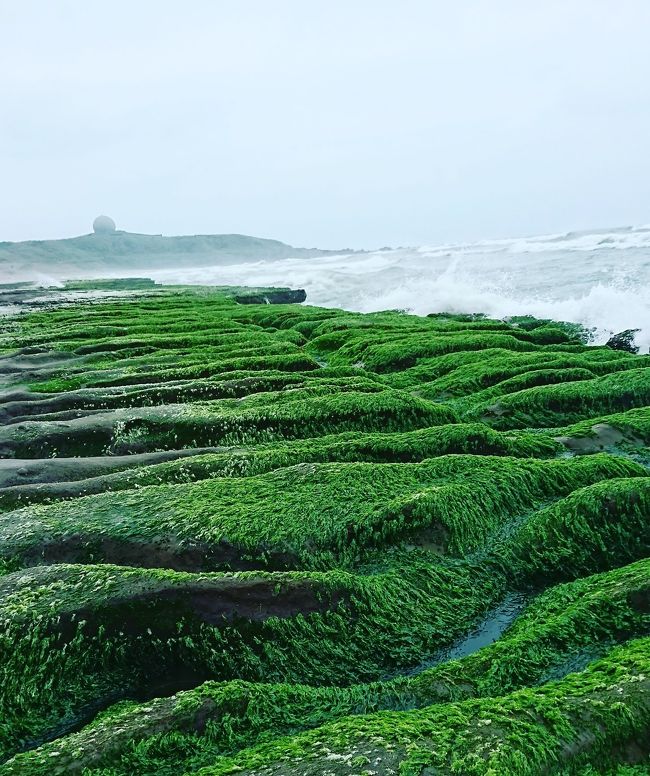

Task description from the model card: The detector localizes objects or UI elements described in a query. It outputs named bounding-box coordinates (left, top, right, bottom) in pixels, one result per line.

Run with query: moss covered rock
left=0, top=283, right=648, bottom=774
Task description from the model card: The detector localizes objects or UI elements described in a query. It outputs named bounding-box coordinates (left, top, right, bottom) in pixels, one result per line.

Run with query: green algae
left=470, top=368, right=650, bottom=428
left=502, top=477, right=650, bottom=583
left=0, top=423, right=563, bottom=513
left=387, top=349, right=647, bottom=395
left=0, top=389, right=456, bottom=459
left=5, top=559, right=647, bottom=775
left=103, top=638, right=650, bottom=776
left=0, top=466, right=647, bottom=763
left=0, top=455, right=642, bottom=571
left=0, top=284, right=648, bottom=775
left=0, top=559, right=507, bottom=759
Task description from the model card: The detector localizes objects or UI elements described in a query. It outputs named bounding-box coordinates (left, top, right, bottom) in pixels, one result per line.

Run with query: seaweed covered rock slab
left=0, top=281, right=648, bottom=775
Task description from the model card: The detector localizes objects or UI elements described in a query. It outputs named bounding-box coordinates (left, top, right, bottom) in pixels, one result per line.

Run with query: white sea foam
left=152, top=224, right=650, bottom=352
left=418, top=224, right=650, bottom=256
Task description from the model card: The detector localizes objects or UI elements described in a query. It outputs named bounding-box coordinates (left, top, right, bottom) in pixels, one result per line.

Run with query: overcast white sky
left=1, top=1, right=649, bottom=248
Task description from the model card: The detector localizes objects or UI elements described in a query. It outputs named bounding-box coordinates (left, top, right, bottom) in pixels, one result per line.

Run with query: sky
left=1, top=1, right=650, bottom=249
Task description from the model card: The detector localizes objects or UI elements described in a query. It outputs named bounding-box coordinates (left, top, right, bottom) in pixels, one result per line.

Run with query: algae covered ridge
left=0, top=280, right=648, bottom=776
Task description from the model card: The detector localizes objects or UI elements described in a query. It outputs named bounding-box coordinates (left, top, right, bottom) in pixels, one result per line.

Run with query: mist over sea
left=151, top=224, right=650, bottom=352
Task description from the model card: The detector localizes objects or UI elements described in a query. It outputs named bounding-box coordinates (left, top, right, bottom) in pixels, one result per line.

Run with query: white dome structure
left=93, top=215, right=116, bottom=234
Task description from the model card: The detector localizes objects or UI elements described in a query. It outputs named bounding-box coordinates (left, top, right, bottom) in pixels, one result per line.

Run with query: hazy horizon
left=3, top=219, right=650, bottom=253
left=2, top=1, right=650, bottom=248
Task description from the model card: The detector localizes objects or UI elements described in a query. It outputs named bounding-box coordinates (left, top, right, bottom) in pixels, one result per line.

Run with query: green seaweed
left=0, top=285, right=648, bottom=775
left=5, top=559, right=647, bottom=774
left=0, top=455, right=642, bottom=571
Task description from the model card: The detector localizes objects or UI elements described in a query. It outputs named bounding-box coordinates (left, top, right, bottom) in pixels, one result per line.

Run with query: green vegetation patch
left=0, top=285, right=648, bottom=774
left=0, top=454, right=641, bottom=571
left=6, top=559, right=648, bottom=775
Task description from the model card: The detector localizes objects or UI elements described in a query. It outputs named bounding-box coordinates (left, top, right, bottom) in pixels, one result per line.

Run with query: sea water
left=153, top=224, right=650, bottom=352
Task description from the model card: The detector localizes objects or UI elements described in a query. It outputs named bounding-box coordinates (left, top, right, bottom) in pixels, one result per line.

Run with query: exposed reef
left=0, top=282, right=648, bottom=775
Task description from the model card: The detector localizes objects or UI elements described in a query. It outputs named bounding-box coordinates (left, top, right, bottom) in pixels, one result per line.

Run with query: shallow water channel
left=386, top=591, right=530, bottom=679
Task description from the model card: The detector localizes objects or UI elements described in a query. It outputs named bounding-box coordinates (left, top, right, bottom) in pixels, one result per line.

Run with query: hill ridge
left=0, top=230, right=351, bottom=277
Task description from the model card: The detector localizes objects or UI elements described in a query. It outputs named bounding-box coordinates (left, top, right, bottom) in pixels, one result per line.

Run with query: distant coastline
left=0, top=224, right=356, bottom=279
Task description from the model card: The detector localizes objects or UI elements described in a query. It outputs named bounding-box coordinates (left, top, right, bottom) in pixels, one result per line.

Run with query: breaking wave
left=153, top=224, right=650, bottom=352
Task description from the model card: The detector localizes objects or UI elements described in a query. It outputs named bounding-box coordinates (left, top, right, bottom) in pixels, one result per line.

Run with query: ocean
left=151, top=224, right=650, bottom=353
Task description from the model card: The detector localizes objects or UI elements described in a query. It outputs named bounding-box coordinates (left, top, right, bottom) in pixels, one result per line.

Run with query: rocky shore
left=0, top=281, right=648, bottom=775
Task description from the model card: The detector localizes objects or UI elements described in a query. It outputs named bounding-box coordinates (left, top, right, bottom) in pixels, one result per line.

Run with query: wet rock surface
left=606, top=329, right=642, bottom=354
